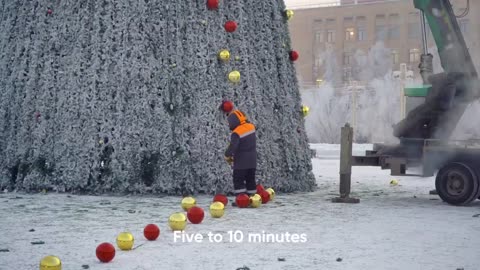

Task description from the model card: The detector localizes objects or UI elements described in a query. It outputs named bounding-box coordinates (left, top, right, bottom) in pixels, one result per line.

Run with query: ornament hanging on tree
left=224, top=21, right=237, bottom=33
left=218, top=49, right=230, bottom=62
left=220, top=100, right=234, bottom=113
left=289, top=50, right=299, bottom=61
left=285, top=9, right=294, bottom=20
left=228, top=70, right=241, bottom=83
left=207, top=0, right=219, bottom=10
left=301, top=105, right=310, bottom=117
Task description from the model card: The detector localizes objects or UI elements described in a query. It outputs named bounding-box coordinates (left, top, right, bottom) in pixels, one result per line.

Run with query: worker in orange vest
left=224, top=110, right=257, bottom=200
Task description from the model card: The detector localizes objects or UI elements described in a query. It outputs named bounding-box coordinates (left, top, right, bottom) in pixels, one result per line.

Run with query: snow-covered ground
left=1, top=144, right=479, bottom=270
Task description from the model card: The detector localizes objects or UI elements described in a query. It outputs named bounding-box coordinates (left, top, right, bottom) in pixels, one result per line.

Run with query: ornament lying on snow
left=187, top=206, right=205, bottom=224
left=390, top=179, right=399, bottom=186
left=40, top=255, right=61, bottom=270
left=236, top=194, right=250, bottom=208
left=250, top=194, right=262, bottom=208
left=266, top=188, right=276, bottom=200
left=259, top=190, right=270, bottom=204
left=210, top=202, right=225, bottom=218
left=96, top=242, right=115, bottom=262
left=169, top=213, right=187, bottom=230
left=116, top=232, right=134, bottom=250
left=144, top=224, right=160, bottom=241
left=213, top=194, right=229, bottom=206
left=181, top=196, right=196, bottom=211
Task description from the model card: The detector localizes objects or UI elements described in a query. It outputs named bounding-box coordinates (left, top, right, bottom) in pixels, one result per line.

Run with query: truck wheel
left=435, top=162, right=480, bottom=205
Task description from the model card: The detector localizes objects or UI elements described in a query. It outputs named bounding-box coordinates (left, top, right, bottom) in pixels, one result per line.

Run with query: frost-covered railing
left=288, top=0, right=404, bottom=10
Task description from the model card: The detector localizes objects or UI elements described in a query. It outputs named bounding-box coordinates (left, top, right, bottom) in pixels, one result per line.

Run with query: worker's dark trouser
left=233, top=168, right=256, bottom=195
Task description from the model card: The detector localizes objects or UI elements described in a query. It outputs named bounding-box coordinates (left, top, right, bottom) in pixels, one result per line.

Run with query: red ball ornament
left=207, top=0, right=219, bottom=10
left=289, top=50, right=299, bottom=61
left=96, top=242, right=115, bottom=263
left=220, top=100, right=234, bottom=113
left=256, top=184, right=265, bottom=193
left=259, top=190, right=270, bottom=204
left=213, top=194, right=229, bottom=206
left=187, top=206, right=205, bottom=224
left=143, top=224, right=160, bottom=241
left=224, top=21, right=237, bottom=33
left=47, top=9, right=53, bottom=15
left=236, top=194, right=250, bottom=208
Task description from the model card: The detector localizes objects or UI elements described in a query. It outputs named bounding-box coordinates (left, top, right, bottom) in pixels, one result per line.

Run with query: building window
left=376, top=25, right=386, bottom=41
left=357, top=26, right=366, bottom=41
left=408, top=12, right=420, bottom=39
left=343, top=52, right=353, bottom=66
left=315, top=31, right=323, bottom=42
left=345, top=28, right=355, bottom=41
left=375, top=14, right=386, bottom=41
left=391, top=49, right=399, bottom=65
left=409, top=48, right=421, bottom=63
left=327, top=30, right=336, bottom=43
left=408, top=22, right=420, bottom=39
left=388, top=14, right=400, bottom=40
left=388, top=25, right=400, bottom=40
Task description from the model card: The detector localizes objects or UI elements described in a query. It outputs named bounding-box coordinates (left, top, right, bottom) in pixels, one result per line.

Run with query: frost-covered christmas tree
left=0, top=0, right=315, bottom=194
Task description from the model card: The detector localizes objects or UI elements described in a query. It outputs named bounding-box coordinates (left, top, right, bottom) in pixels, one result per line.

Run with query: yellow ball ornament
left=390, top=179, right=399, bottom=186
left=218, top=49, right=230, bottom=61
left=285, top=9, right=294, bottom=20
left=301, top=105, right=310, bottom=117
left=249, top=194, right=262, bottom=208
left=169, top=212, right=187, bottom=231
left=116, top=232, right=134, bottom=250
left=266, top=188, right=276, bottom=200
left=209, top=202, right=225, bottom=218
left=228, top=70, right=241, bottom=83
left=181, top=196, right=196, bottom=211
left=40, top=255, right=61, bottom=270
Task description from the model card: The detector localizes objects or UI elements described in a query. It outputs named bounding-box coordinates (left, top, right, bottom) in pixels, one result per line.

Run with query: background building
left=288, top=0, right=479, bottom=87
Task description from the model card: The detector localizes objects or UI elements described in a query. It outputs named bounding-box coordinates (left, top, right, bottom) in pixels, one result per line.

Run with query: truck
left=349, top=0, right=480, bottom=206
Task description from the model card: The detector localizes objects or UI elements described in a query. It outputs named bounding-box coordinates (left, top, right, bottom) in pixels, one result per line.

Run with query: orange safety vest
left=233, top=122, right=256, bottom=138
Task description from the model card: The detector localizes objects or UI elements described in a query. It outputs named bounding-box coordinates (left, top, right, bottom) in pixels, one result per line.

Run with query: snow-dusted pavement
left=1, top=144, right=479, bottom=270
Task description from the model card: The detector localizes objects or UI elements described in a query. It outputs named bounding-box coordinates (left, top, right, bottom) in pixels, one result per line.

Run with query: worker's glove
left=224, top=156, right=234, bottom=165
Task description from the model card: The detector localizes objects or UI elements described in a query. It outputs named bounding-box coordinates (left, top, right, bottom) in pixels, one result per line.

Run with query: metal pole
left=332, top=123, right=360, bottom=203
left=420, top=11, right=428, bottom=55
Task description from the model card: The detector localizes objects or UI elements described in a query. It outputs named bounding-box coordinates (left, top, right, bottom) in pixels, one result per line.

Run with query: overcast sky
left=284, top=0, right=339, bottom=8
